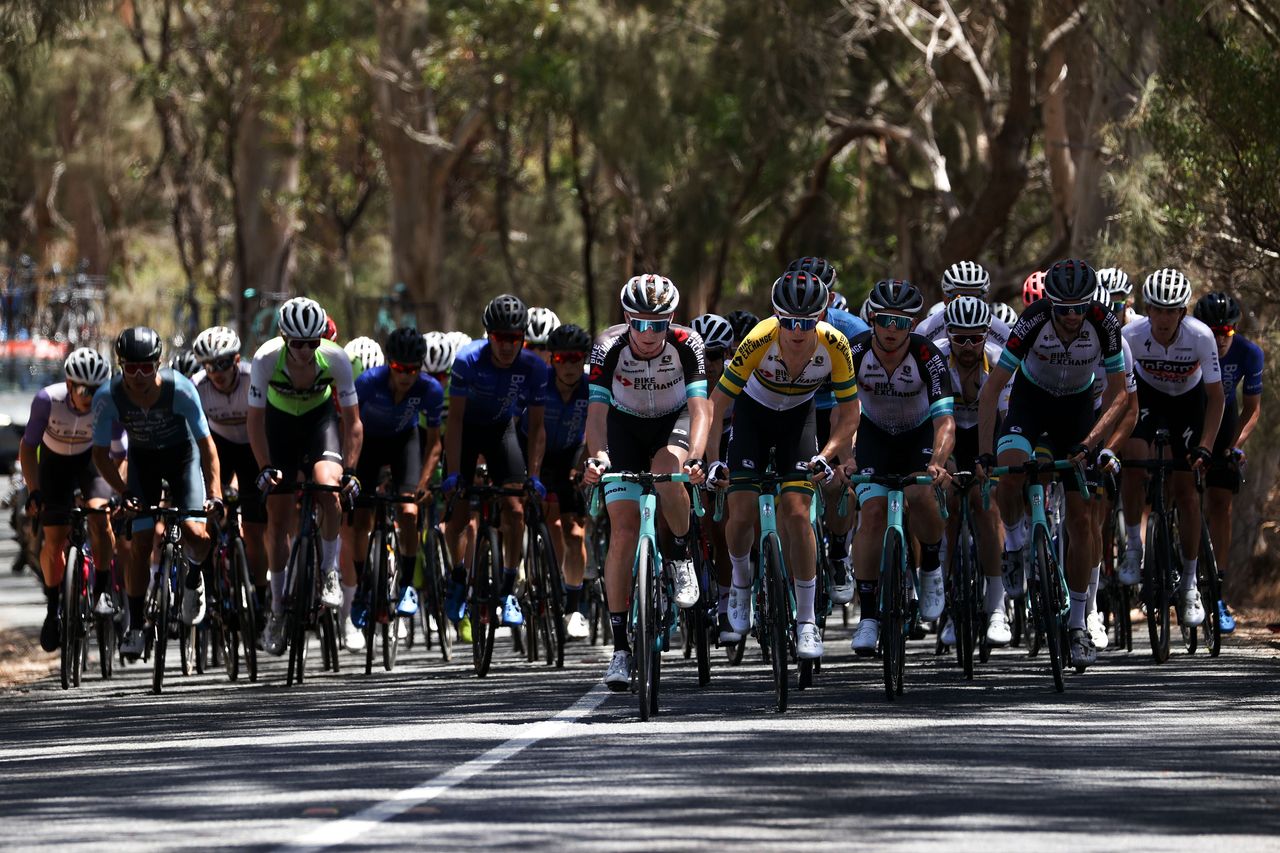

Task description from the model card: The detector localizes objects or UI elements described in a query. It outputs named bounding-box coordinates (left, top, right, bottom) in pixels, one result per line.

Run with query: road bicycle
left=279, top=482, right=344, bottom=686
left=59, top=504, right=112, bottom=688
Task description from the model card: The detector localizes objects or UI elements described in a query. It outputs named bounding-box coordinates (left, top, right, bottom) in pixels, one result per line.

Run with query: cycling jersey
left=24, top=383, right=122, bottom=456
left=1218, top=334, right=1264, bottom=403
left=1091, top=335, right=1137, bottom=410
left=719, top=318, right=855, bottom=411
left=589, top=324, right=706, bottom=418
left=932, top=340, right=1011, bottom=429
left=355, top=365, right=444, bottom=437
left=248, top=338, right=358, bottom=415
left=192, top=362, right=252, bottom=444
left=816, top=308, right=870, bottom=411
left=521, top=377, right=589, bottom=452
left=999, top=300, right=1124, bottom=395
left=91, top=370, right=210, bottom=451
left=848, top=331, right=954, bottom=434
left=1123, top=316, right=1221, bottom=395
left=450, top=341, right=549, bottom=424
left=915, top=309, right=1011, bottom=348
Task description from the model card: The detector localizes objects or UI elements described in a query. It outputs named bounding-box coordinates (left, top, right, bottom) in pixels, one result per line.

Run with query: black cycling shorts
left=37, top=446, right=114, bottom=526
left=1132, top=375, right=1206, bottom=470
left=542, top=443, right=586, bottom=515
left=1206, top=401, right=1241, bottom=491
left=212, top=434, right=265, bottom=524
left=604, top=406, right=691, bottom=475
left=127, top=443, right=206, bottom=533
left=459, top=418, right=526, bottom=485
left=357, top=429, right=423, bottom=495
left=852, top=419, right=934, bottom=503
left=726, top=394, right=817, bottom=494
left=815, top=406, right=832, bottom=449
left=265, top=402, right=343, bottom=485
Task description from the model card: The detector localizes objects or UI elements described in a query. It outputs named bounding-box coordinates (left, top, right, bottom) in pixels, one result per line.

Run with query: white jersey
left=248, top=337, right=358, bottom=413
left=193, top=362, right=252, bottom=443
left=1123, top=316, right=1221, bottom=396
left=914, top=310, right=1011, bottom=349
left=933, top=340, right=1012, bottom=430
left=1093, top=335, right=1137, bottom=410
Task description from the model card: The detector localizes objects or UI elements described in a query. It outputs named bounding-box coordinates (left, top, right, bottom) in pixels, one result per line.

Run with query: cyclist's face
left=625, top=313, right=668, bottom=357
left=871, top=312, right=912, bottom=350
left=122, top=360, right=160, bottom=392
left=948, top=331, right=986, bottom=367
left=388, top=365, right=419, bottom=392
left=1212, top=327, right=1234, bottom=358
left=704, top=354, right=725, bottom=385
left=1147, top=305, right=1185, bottom=337
left=551, top=354, right=585, bottom=385
left=488, top=332, right=523, bottom=367
left=65, top=379, right=99, bottom=413
left=205, top=355, right=240, bottom=392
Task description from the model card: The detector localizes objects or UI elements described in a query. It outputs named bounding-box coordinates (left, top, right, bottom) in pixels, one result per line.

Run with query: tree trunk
left=232, top=102, right=301, bottom=303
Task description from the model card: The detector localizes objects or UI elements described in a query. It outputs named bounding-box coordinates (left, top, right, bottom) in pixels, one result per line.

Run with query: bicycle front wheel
left=471, top=526, right=501, bottom=677
left=1145, top=514, right=1172, bottom=664
left=60, top=545, right=83, bottom=689
left=151, top=548, right=173, bottom=695
left=233, top=539, right=258, bottom=682
left=424, top=528, right=453, bottom=661
left=953, top=524, right=977, bottom=680
left=762, top=534, right=790, bottom=713
left=881, top=528, right=908, bottom=701
left=1033, top=527, right=1066, bottom=691
left=635, top=536, right=660, bottom=721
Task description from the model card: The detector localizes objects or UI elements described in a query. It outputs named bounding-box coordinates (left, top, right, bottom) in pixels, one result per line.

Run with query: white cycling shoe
left=1118, top=548, right=1143, bottom=586
left=1086, top=610, right=1109, bottom=650
left=321, top=570, right=343, bottom=608
left=851, top=618, right=880, bottom=656
left=828, top=559, right=855, bottom=605
left=565, top=611, right=589, bottom=640
left=671, top=559, right=699, bottom=609
left=796, top=622, right=823, bottom=659
left=986, top=609, right=1012, bottom=646
left=727, top=585, right=753, bottom=634
left=344, top=619, right=366, bottom=653
left=918, top=569, right=945, bottom=621
left=1180, top=589, right=1206, bottom=627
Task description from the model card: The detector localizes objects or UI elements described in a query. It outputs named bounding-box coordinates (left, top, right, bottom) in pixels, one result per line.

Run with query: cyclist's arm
left=685, top=395, right=711, bottom=461
left=18, top=442, right=39, bottom=494
left=525, top=405, right=546, bottom=478
left=92, top=445, right=127, bottom=495
left=706, top=386, right=733, bottom=464
left=19, top=390, right=51, bottom=490
left=419, top=427, right=441, bottom=493
left=247, top=406, right=269, bottom=470
left=1237, top=391, right=1261, bottom=448
left=585, top=400, right=608, bottom=461
left=197, top=434, right=222, bottom=501
left=1084, top=372, right=1128, bottom=451
left=1198, top=380, right=1224, bottom=452
left=339, top=404, right=363, bottom=469
left=931, top=414, right=955, bottom=468
left=977, top=363, right=1014, bottom=457
left=1106, top=388, right=1138, bottom=449
left=444, top=396, right=466, bottom=478
left=822, top=400, right=859, bottom=464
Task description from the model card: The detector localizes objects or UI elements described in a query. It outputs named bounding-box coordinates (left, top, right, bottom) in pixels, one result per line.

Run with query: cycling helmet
left=169, top=351, right=199, bottom=378
left=422, top=331, right=457, bottom=374
left=1193, top=292, right=1242, bottom=327
left=1142, top=268, right=1193, bottom=308
left=943, top=295, right=992, bottom=330
left=547, top=323, right=592, bottom=353
left=278, top=297, right=328, bottom=339
left=992, top=302, right=1019, bottom=326
left=483, top=294, right=528, bottom=332
left=192, top=326, right=241, bottom=361
left=725, top=309, right=760, bottom=341
left=830, top=292, right=849, bottom=311
left=385, top=326, right=428, bottom=364
left=525, top=307, right=561, bottom=345
left=1092, top=283, right=1109, bottom=306
left=1044, top=259, right=1097, bottom=303
left=691, top=313, right=735, bottom=354
left=1097, top=267, right=1132, bottom=299
left=865, top=279, right=924, bottom=316
left=772, top=271, right=829, bottom=317
left=114, top=326, right=163, bottom=363
left=620, top=274, right=680, bottom=315
left=1022, top=271, right=1047, bottom=306
left=927, top=301, right=945, bottom=318
left=786, top=256, right=838, bottom=289
left=323, top=316, right=339, bottom=342
left=64, top=347, right=111, bottom=385
left=443, top=331, right=473, bottom=352
left=858, top=298, right=871, bottom=323
left=344, top=336, right=385, bottom=370
left=941, top=260, right=991, bottom=296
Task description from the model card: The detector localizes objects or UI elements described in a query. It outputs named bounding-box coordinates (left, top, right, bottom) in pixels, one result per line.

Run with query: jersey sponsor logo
left=1137, top=357, right=1199, bottom=378
left=813, top=355, right=824, bottom=366
left=625, top=375, right=683, bottom=392
left=661, top=354, right=673, bottom=365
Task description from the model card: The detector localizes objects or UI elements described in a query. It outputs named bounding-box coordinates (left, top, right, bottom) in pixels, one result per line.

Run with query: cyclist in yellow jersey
left=706, top=271, right=859, bottom=661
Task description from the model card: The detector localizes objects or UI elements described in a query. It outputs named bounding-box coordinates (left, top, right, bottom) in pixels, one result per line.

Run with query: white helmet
left=443, top=331, right=473, bottom=352
left=620, top=274, right=680, bottom=315
left=859, top=298, right=872, bottom=324
left=422, top=331, right=457, bottom=374
left=525, top=307, right=561, bottom=345
left=927, top=301, right=946, bottom=318
left=1097, top=267, right=1132, bottom=298
left=991, top=302, right=1019, bottom=327
left=344, top=336, right=384, bottom=371
left=941, top=260, right=991, bottom=296
left=64, top=347, right=111, bottom=385
left=192, top=326, right=241, bottom=361
left=277, top=297, right=328, bottom=339
left=1092, top=283, right=1109, bottom=306
left=1142, top=268, right=1192, bottom=309
left=943, top=295, right=992, bottom=330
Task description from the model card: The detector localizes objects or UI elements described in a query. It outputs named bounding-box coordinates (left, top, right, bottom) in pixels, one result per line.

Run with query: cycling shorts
left=212, top=434, right=265, bottom=524
left=127, top=443, right=206, bottom=533
left=37, top=446, right=113, bottom=526
left=999, top=375, right=1096, bottom=459
left=459, top=417, right=526, bottom=486
left=265, top=402, right=343, bottom=486
left=1206, top=402, right=1241, bottom=492
left=542, top=443, right=586, bottom=515
left=815, top=406, right=831, bottom=450
left=603, top=406, right=690, bottom=505
left=1132, top=375, right=1206, bottom=470
left=725, top=393, right=816, bottom=496
left=356, top=428, right=423, bottom=496
left=853, top=419, right=934, bottom=503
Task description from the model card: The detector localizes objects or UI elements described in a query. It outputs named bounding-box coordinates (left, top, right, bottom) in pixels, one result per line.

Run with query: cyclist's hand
left=23, top=490, right=40, bottom=517
left=583, top=453, right=609, bottom=486
left=808, top=454, right=835, bottom=485
left=256, top=466, right=282, bottom=493
left=205, top=496, right=226, bottom=523
left=527, top=476, right=547, bottom=500
left=1067, top=442, right=1090, bottom=465
left=341, top=470, right=362, bottom=501
left=440, top=473, right=460, bottom=495
left=975, top=452, right=997, bottom=482
left=683, top=458, right=706, bottom=486
left=1188, top=445, right=1212, bottom=473
left=122, top=492, right=142, bottom=515
left=927, top=461, right=951, bottom=488
left=706, top=460, right=730, bottom=491
left=1097, top=447, right=1121, bottom=475
left=1229, top=446, right=1247, bottom=465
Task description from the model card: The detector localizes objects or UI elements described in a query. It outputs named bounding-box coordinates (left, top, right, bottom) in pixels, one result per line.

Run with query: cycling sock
left=1182, top=558, right=1198, bottom=591
left=128, top=595, right=145, bottom=628
left=1068, top=589, right=1088, bottom=630
left=341, top=584, right=356, bottom=623
left=1087, top=563, right=1101, bottom=613
left=1002, top=517, right=1028, bottom=552
left=718, top=588, right=730, bottom=616
left=670, top=533, right=690, bottom=559
left=93, top=570, right=110, bottom=599
left=320, top=536, right=339, bottom=574
left=500, top=568, right=517, bottom=597
left=269, top=569, right=286, bottom=615
left=729, top=552, right=752, bottom=588
left=353, top=560, right=366, bottom=584
left=564, top=583, right=583, bottom=615
left=1125, top=523, right=1142, bottom=552
left=919, top=540, right=942, bottom=575
left=451, top=564, right=467, bottom=585
left=984, top=577, right=1005, bottom=615
left=827, top=531, right=849, bottom=562
left=857, top=579, right=878, bottom=621
left=794, top=577, right=817, bottom=624
left=610, top=612, right=629, bottom=652
left=44, top=585, right=58, bottom=615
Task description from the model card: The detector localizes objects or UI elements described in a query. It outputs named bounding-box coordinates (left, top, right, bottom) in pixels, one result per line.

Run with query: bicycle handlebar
left=983, top=458, right=1088, bottom=505
left=844, top=473, right=949, bottom=520
left=587, top=472, right=703, bottom=519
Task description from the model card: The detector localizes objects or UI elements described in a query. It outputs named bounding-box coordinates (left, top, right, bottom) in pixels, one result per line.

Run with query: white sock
left=1087, top=563, right=1101, bottom=613
left=1069, top=589, right=1088, bottom=630
left=321, top=536, right=339, bottom=574
left=729, top=552, right=752, bottom=589
left=341, top=583, right=356, bottom=624
left=269, top=569, right=286, bottom=615
left=794, top=577, right=816, bottom=624
left=1126, top=523, right=1142, bottom=552
left=1182, top=558, right=1198, bottom=592
left=984, top=577, right=1005, bottom=615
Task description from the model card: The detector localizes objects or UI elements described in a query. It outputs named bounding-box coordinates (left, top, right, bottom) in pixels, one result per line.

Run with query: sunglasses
left=949, top=333, right=986, bottom=347
left=389, top=360, right=421, bottom=374
left=1052, top=302, right=1090, bottom=316
left=203, top=356, right=236, bottom=373
left=628, top=318, right=670, bottom=334
left=488, top=331, right=524, bottom=344
left=72, top=383, right=101, bottom=396
left=778, top=316, right=819, bottom=331
left=287, top=338, right=321, bottom=350
left=122, top=362, right=157, bottom=377
left=1211, top=325, right=1235, bottom=338
left=874, top=313, right=913, bottom=331
left=551, top=351, right=586, bottom=365
left=1110, top=301, right=1127, bottom=314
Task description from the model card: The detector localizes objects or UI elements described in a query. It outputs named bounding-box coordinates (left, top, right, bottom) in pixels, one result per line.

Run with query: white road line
left=279, top=683, right=609, bottom=852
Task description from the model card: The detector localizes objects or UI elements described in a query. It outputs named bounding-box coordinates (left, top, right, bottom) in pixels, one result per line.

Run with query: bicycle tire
left=881, top=528, right=907, bottom=701
left=954, top=524, right=976, bottom=680
left=287, top=536, right=314, bottom=686
left=217, top=544, right=240, bottom=682
left=1145, top=514, right=1172, bottom=664
left=152, top=547, right=173, bottom=695
left=1198, top=521, right=1222, bottom=658
left=522, top=525, right=540, bottom=663
left=426, top=528, right=453, bottom=661
left=234, top=539, right=258, bottom=682
left=762, top=533, right=789, bottom=713
left=322, top=607, right=340, bottom=672
left=691, top=527, right=715, bottom=687
left=635, top=536, right=661, bottom=721
left=1033, top=528, right=1066, bottom=691
left=536, top=521, right=565, bottom=668
left=363, top=532, right=377, bottom=675
left=471, top=526, right=501, bottom=677
left=96, top=610, right=115, bottom=680
left=382, top=531, right=400, bottom=671
left=61, top=545, right=83, bottom=689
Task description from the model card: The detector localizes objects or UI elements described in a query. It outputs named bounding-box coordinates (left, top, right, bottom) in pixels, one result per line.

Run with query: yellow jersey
left=717, top=318, right=856, bottom=411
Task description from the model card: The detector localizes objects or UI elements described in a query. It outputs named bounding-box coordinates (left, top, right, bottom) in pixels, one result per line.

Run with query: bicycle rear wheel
left=96, top=609, right=115, bottom=680
left=424, top=528, right=453, bottom=661
left=534, top=521, right=565, bottom=668
left=471, top=526, right=501, bottom=677
left=382, top=534, right=399, bottom=671
left=233, top=539, right=258, bottom=682
left=60, top=545, right=84, bottom=689
left=1197, top=521, right=1222, bottom=657
left=151, top=548, right=173, bottom=694
left=1032, top=528, right=1066, bottom=691
left=881, top=528, right=907, bottom=701
left=635, top=536, right=660, bottom=721
left=1145, top=515, right=1172, bottom=664
left=762, top=534, right=789, bottom=713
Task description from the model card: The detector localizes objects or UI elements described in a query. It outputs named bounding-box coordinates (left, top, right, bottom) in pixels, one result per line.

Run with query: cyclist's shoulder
left=316, top=339, right=351, bottom=369
left=251, top=337, right=285, bottom=364
left=1181, top=315, right=1216, bottom=343
left=1232, top=334, right=1266, bottom=362
left=908, top=332, right=944, bottom=360
left=34, top=382, right=62, bottom=403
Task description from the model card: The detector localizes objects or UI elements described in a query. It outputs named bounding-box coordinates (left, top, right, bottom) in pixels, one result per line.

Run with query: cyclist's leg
left=387, top=429, right=422, bottom=565
left=226, top=437, right=269, bottom=604
left=487, top=419, right=527, bottom=603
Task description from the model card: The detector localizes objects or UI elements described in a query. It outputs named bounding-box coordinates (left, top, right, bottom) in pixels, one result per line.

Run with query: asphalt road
left=2, top=523, right=1279, bottom=852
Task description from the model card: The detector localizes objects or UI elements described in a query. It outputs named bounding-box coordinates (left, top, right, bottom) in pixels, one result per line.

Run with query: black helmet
left=483, top=294, right=528, bottom=333
left=786, top=256, right=838, bottom=289
left=725, top=309, right=760, bottom=341
left=1044, top=259, right=1097, bottom=303
left=771, top=270, right=829, bottom=317
left=866, top=279, right=924, bottom=316
left=115, top=326, right=163, bottom=363
left=1193, top=292, right=1242, bottom=327
left=385, top=326, right=428, bottom=364
left=546, top=323, right=591, bottom=353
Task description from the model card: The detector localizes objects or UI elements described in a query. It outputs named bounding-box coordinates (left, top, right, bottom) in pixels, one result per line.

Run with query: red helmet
left=323, top=315, right=339, bottom=342
left=1022, top=271, right=1047, bottom=307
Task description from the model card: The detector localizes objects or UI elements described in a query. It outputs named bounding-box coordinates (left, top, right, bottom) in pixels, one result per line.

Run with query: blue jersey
left=449, top=341, right=549, bottom=425
left=522, top=375, right=589, bottom=452
left=816, top=307, right=871, bottom=411
left=92, top=370, right=210, bottom=452
left=356, top=366, right=444, bottom=437
left=1219, top=334, right=1264, bottom=404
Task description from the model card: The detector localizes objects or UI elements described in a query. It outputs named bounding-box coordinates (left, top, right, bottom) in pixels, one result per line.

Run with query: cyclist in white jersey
left=913, top=261, right=1012, bottom=348
left=1118, top=269, right=1224, bottom=627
